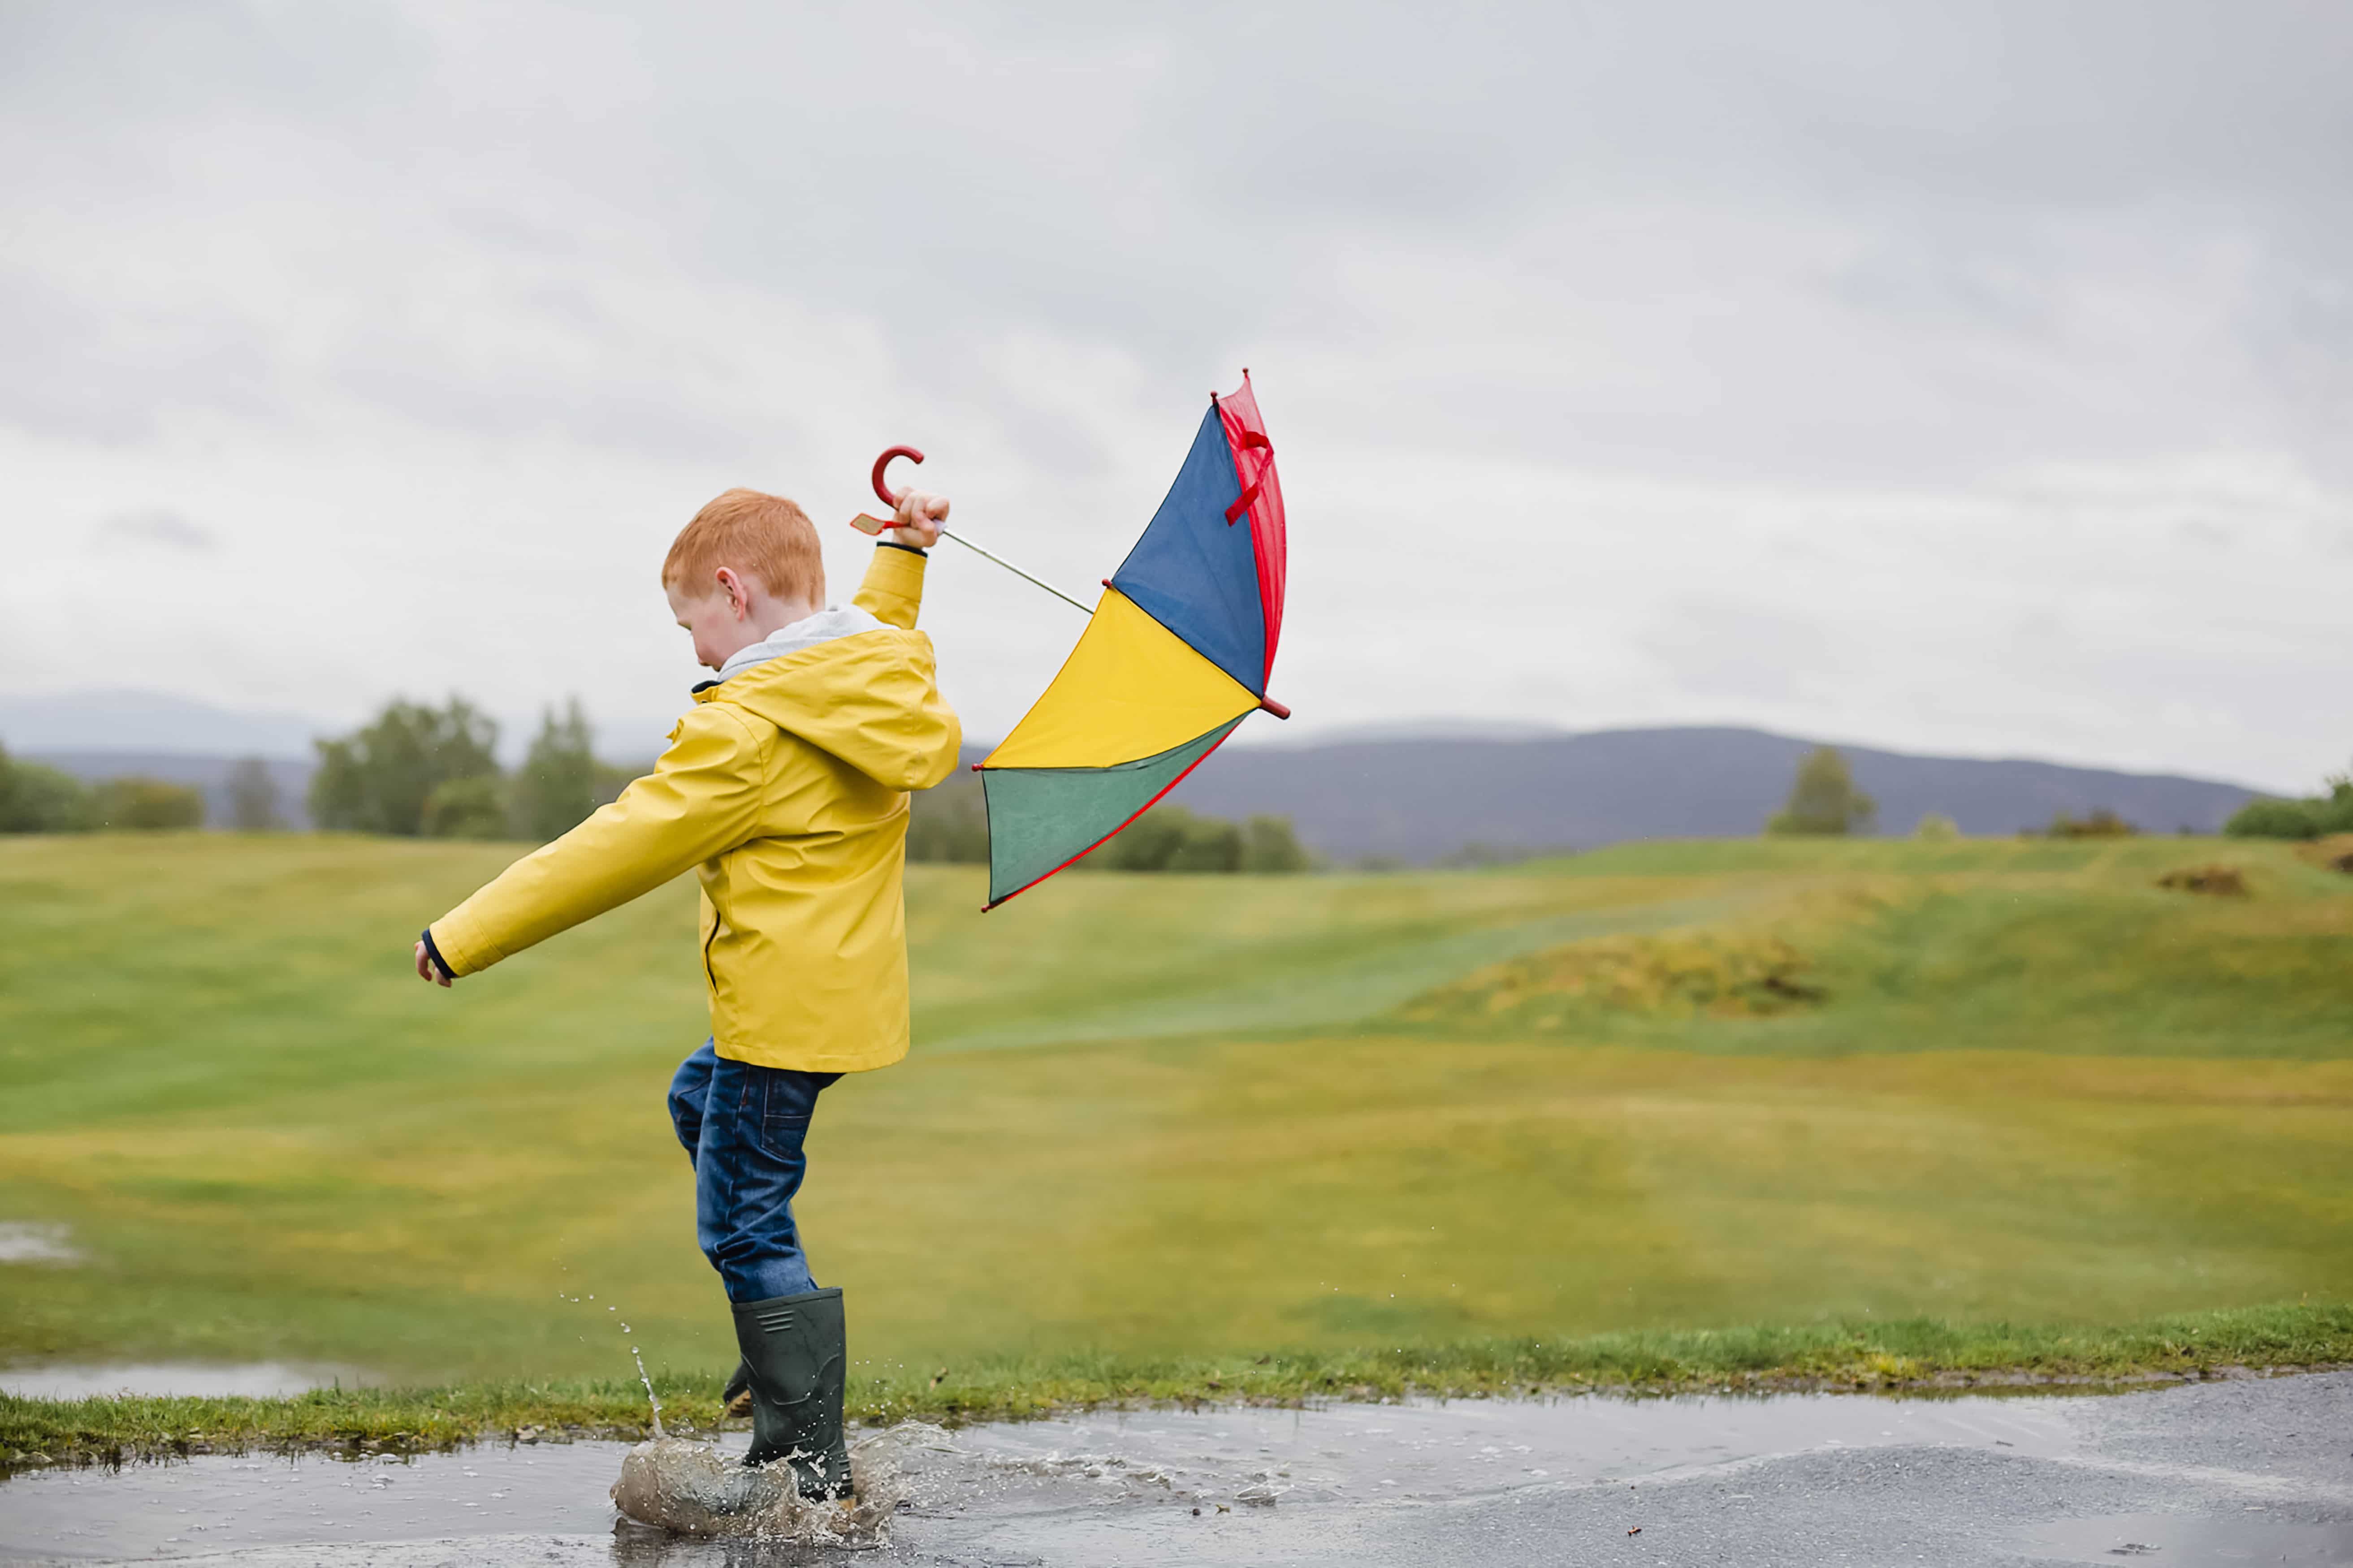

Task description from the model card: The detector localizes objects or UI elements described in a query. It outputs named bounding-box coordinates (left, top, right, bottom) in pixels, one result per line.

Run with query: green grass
left=2, top=832, right=2349, bottom=1455
left=8, top=1301, right=2349, bottom=1466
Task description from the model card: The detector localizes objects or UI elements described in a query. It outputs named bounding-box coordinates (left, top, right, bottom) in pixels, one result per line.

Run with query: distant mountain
left=1162, top=726, right=2263, bottom=863
left=1262, top=718, right=1574, bottom=745
left=0, top=689, right=676, bottom=770
left=0, top=690, right=328, bottom=758
left=7, top=690, right=2266, bottom=857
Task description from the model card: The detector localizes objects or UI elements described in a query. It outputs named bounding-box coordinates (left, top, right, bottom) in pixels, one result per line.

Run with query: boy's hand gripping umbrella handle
left=856, top=446, right=1095, bottom=615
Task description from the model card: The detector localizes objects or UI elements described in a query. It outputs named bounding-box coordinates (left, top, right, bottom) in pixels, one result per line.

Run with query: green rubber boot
left=730, top=1287, right=851, bottom=1500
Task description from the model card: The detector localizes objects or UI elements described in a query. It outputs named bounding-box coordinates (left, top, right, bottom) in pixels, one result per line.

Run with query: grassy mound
left=1397, top=930, right=1825, bottom=1029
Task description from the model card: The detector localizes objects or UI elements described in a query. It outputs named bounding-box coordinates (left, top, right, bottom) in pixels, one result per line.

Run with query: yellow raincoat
left=426, top=547, right=961, bottom=1071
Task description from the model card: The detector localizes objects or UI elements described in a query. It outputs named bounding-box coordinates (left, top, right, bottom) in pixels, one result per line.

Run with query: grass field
left=3, top=831, right=2351, bottom=1453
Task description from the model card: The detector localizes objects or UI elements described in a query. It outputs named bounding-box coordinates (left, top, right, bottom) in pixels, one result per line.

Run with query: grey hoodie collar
left=715, top=605, right=887, bottom=682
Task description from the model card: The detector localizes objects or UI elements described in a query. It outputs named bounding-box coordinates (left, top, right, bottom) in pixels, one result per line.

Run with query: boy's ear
left=714, top=566, right=752, bottom=617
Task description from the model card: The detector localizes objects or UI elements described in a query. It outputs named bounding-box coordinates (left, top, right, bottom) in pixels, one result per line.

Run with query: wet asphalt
left=2, top=1369, right=2348, bottom=1566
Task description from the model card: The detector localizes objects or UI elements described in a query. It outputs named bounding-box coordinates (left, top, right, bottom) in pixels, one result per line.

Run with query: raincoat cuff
left=424, top=913, right=500, bottom=977
left=855, top=544, right=927, bottom=630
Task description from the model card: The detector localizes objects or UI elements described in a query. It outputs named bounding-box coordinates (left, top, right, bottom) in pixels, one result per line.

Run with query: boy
left=411, top=486, right=960, bottom=1501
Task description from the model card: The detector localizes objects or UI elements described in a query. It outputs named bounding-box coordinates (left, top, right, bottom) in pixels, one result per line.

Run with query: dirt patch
left=1394, top=931, right=1825, bottom=1031
left=2294, top=834, right=2353, bottom=875
left=2156, top=864, right=2249, bottom=896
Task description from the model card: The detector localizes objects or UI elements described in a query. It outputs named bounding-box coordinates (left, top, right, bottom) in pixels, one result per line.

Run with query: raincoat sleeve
left=424, top=705, right=766, bottom=977
left=853, top=544, right=928, bottom=631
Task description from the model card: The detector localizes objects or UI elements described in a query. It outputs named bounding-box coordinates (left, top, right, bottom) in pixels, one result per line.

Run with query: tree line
left=0, top=698, right=618, bottom=842
left=314, top=696, right=1314, bottom=868
left=0, top=695, right=1316, bottom=875
left=906, top=771, right=1311, bottom=873
left=308, top=697, right=628, bottom=843
left=0, top=742, right=270, bottom=833
left=2224, top=764, right=2353, bottom=840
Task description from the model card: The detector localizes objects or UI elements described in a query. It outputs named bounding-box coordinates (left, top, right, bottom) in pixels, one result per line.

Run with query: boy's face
left=666, top=572, right=761, bottom=672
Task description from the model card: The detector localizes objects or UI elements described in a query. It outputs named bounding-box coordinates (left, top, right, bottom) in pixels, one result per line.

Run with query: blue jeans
left=667, top=1040, right=840, bottom=1304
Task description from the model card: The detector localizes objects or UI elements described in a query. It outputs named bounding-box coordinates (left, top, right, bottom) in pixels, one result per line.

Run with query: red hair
left=662, top=488, right=826, bottom=604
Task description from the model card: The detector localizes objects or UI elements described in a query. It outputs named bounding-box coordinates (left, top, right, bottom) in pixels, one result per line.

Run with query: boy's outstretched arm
left=414, top=706, right=767, bottom=984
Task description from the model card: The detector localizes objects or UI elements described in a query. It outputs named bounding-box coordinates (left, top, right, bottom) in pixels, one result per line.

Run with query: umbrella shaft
left=942, top=528, right=1094, bottom=614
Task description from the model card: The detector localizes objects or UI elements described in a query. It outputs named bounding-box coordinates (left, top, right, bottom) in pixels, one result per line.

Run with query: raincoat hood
left=698, top=620, right=960, bottom=794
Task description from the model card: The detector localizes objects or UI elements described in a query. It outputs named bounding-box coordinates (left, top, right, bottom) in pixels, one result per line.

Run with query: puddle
left=0, top=1440, right=626, bottom=1563
left=0, top=1224, right=80, bottom=1264
left=2019, top=1512, right=2353, bottom=1565
left=0, top=1364, right=369, bottom=1400
left=927, top=1386, right=2080, bottom=1504
left=2, top=1379, right=2347, bottom=1566
left=0, top=1390, right=2073, bottom=1563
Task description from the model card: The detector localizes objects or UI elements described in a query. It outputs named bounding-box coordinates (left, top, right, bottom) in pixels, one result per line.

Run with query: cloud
left=93, top=507, right=215, bottom=552
left=0, top=0, right=2347, bottom=790
left=1642, top=603, right=1832, bottom=704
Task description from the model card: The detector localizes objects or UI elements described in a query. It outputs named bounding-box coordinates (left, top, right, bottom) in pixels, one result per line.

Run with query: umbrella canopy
left=975, top=372, right=1288, bottom=908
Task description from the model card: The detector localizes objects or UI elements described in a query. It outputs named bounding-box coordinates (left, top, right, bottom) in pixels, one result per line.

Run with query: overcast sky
left=2, top=0, right=2347, bottom=789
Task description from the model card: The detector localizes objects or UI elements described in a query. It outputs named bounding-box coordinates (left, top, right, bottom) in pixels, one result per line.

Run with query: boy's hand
left=887, top=489, right=948, bottom=550
left=414, top=939, right=453, bottom=988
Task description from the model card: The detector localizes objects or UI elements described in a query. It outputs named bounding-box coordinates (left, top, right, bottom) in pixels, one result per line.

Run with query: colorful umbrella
left=873, top=373, right=1288, bottom=909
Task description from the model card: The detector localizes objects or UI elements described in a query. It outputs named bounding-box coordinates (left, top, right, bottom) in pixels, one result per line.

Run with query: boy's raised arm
left=853, top=544, right=929, bottom=631
left=420, top=705, right=766, bottom=981
left=853, top=489, right=947, bottom=631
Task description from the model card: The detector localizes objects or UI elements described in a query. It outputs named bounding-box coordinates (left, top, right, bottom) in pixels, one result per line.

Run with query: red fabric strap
left=1223, top=432, right=1272, bottom=523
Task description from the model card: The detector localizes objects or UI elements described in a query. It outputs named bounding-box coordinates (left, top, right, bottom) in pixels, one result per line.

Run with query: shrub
left=1091, top=804, right=1237, bottom=872
left=2225, top=798, right=2323, bottom=839
left=1164, top=812, right=1243, bottom=872
left=906, top=775, right=990, bottom=864
left=1240, top=815, right=1311, bottom=873
left=2227, top=768, right=2353, bottom=840
left=422, top=775, right=510, bottom=840
left=0, top=743, right=94, bottom=833
left=2047, top=808, right=2136, bottom=838
left=92, top=777, right=205, bottom=830
left=1913, top=812, right=1959, bottom=841
left=225, top=757, right=282, bottom=831
left=1766, top=747, right=1875, bottom=836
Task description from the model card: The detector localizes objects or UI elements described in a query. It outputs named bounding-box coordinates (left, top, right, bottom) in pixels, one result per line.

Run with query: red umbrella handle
left=872, top=445, right=925, bottom=507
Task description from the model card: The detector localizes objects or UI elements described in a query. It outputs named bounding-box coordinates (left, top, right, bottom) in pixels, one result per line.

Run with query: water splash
left=610, top=1426, right=928, bottom=1546
left=627, top=1342, right=664, bottom=1439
